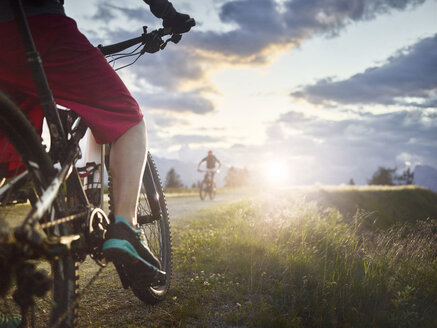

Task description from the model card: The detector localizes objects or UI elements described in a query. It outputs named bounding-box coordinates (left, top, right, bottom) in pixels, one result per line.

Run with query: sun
left=265, top=161, right=289, bottom=184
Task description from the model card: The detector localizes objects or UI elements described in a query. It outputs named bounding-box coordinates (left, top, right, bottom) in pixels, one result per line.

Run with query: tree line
left=165, top=165, right=414, bottom=189
left=348, top=166, right=415, bottom=186
left=164, top=166, right=251, bottom=189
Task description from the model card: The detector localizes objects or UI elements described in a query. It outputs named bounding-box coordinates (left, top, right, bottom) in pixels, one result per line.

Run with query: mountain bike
left=0, top=1, right=195, bottom=327
left=198, top=169, right=218, bottom=200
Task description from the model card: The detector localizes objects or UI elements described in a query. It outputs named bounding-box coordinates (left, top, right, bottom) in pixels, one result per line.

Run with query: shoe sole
left=103, top=239, right=166, bottom=285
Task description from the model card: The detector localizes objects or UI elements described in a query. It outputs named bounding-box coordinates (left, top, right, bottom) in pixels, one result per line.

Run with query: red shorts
left=0, top=14, right=143, bottom=144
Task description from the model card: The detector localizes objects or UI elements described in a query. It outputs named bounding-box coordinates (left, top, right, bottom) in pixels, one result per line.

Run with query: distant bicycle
left=198, top=169, right=218, bottom=200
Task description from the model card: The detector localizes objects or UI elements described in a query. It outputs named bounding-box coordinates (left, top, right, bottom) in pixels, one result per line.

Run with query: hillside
left=302, top=185, right=437, bottom=227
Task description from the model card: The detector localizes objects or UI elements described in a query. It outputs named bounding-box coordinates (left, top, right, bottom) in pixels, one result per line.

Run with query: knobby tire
left=130, top=152, right=172, bottom=304
left=199, top=181, right=207, bottom=200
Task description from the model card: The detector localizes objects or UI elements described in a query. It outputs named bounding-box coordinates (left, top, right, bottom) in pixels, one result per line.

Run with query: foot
left=103, top=216, right=165, bottom=284
left=0, top=312, right=21, bottom=328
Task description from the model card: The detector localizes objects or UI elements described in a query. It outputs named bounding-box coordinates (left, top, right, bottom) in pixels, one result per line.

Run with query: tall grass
left=173, top=196, right=437, bottom=327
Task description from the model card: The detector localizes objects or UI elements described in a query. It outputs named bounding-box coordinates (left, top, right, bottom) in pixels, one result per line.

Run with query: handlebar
left=198, top=169, right=220, bottom=173
left=98, top=18, right=195, bottom=56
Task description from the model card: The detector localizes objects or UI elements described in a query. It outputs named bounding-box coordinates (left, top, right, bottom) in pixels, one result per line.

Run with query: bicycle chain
left=38, top=211, right=86, bottom=230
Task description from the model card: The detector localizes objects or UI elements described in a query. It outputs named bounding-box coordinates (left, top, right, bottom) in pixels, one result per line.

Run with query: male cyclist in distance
left=0, top=0, right=193, bottom=314
left=197, top=150, right=222, bottom=186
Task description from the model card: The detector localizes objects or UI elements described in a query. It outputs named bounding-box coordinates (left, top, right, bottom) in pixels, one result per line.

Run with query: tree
left=348, top=178, right=355, bottom=185
left=396, top=167, right=414, bottom=185
left=165, top=168, right=184, bottom=188
left=368, top=167, right=396, bottom=185
left=225, top=166, right=250, bottom=187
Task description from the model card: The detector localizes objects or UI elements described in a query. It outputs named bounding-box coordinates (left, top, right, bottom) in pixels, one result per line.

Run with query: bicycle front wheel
left=209, top=183, right=216, bottom=200
left=199, top=181, right=207, bottom=200
left=0, top=91, right=78, bottom=328
left=131, top=152, right=172, bottom=304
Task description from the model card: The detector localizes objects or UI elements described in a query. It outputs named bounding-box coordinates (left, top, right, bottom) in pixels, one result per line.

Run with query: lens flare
left=265, top=161, right=289, bottom=184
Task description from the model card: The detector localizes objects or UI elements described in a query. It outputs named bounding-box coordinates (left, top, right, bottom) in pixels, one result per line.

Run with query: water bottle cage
left=78, top=162, right=102, bottom=206
left=78, top=162, right=101, bottom=187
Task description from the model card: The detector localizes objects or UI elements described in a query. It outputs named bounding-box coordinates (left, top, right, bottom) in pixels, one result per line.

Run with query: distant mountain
left=152, top=156, right=228, bottom=188
left=414, top=165, right=437, bottom=192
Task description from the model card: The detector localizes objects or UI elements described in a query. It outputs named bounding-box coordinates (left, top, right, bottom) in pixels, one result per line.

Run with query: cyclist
left=197, top=150, right=222, bottom=185
left=0, top=0, right=193, bottom=285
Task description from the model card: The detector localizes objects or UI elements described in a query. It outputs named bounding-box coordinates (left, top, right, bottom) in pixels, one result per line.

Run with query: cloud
left=90, top=3, right=117, bottom=21
left=128, top=48, right=205, bottom=91
left=146, top=113, right=190, bottom=128
left=84, top=0, right=429, bottom=116
left=134, top=90, right=214, bottom=114
left=170, top=134, right=222, bottom=144
left=188, top=0, right=426, bottom=62
left=291, top=34, right=437, bottom=107
left=93, top=0, right=427, bottom=63
left=90, top=2, right=155, bottom=24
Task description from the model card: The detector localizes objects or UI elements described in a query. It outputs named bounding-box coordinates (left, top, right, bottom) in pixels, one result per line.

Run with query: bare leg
left=110, top=119, right=147, bottom=227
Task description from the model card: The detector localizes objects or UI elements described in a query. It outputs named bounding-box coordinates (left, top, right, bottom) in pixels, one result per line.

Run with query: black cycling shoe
left=103, top=216, right=165, bottom=284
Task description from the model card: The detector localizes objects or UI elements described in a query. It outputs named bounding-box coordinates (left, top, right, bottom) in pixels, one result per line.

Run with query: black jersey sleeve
left=143, top=0, right=176, bottom=20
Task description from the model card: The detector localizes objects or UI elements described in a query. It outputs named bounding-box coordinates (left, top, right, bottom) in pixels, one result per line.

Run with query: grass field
left=1, top=186, right=437, bottom=327
left=167, top=186, right=437, bottom=327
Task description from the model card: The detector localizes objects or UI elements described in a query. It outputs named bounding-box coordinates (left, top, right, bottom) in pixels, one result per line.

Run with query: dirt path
left=166, top=189, right=255, bottom=220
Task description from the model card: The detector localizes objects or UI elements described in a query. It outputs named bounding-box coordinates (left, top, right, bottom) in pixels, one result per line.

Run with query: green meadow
left=2, top=186, right=436, bottom=327
left=167, top=186, right=437, bottom=327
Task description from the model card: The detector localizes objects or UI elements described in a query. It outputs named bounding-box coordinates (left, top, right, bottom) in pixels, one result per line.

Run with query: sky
left=65, top=0, right=437, bottom=185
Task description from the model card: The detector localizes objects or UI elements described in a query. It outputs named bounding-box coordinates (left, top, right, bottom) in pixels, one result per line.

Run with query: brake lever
left=160, top=34, right=182, bottom=50
left=142, top=30, right=164, bottom=54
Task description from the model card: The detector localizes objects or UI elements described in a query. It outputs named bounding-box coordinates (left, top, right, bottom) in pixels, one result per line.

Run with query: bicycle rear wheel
left=128, top=152, right=172, bottom=304
left=0, top=91, right=78, bottom=327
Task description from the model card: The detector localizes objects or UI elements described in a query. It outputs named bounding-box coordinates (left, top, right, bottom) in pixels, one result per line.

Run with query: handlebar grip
left=98, top=36, right=143, bottom=56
